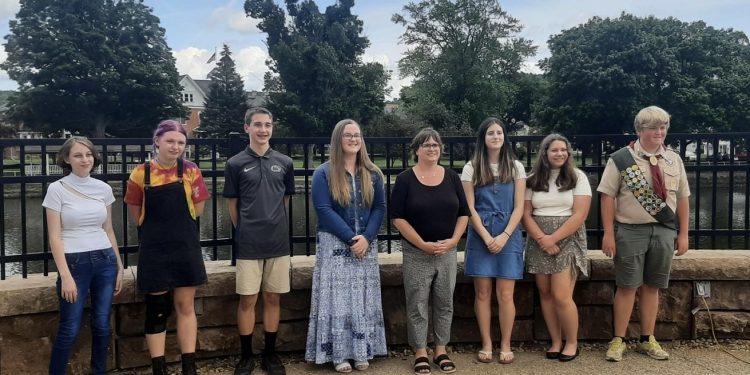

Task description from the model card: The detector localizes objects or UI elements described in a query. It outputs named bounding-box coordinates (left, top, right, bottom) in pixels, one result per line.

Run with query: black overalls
left=136, top=159, right=207, bottom=293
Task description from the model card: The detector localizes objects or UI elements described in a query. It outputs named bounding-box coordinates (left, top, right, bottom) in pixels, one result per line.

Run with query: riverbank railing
left=1, top=133, right=749, bottom=279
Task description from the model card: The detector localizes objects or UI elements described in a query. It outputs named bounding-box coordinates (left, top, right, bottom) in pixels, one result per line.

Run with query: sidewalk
left=116, top=345, right=750, bottom=374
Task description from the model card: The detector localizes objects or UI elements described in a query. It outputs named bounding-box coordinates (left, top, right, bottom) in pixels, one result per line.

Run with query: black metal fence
left=1, top=133, right=748, bottom=279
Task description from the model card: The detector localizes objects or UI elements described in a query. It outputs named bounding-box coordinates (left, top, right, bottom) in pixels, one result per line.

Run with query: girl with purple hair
left=124, top=120, right=210, bottom=375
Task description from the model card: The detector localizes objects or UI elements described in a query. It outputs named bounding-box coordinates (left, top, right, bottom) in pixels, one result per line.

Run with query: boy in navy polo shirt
left=224, top=107, right=295, bottom=375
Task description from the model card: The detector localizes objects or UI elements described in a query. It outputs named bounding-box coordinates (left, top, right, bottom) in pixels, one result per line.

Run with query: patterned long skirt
left=525, top=215, right=588, bottom=276
left=305, top=232, right=387, bottom=364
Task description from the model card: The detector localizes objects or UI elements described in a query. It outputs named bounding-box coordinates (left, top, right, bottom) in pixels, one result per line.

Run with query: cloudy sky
left=1, top=0, right=749, bottom=99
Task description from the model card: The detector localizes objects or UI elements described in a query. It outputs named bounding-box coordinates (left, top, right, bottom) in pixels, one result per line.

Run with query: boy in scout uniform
left=597, top=106, right=690, bottom=362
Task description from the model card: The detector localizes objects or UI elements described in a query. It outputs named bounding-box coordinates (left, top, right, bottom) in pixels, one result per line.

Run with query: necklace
left=417, top=166, right=438, bottom=179
left=154, top=158, right=177, bottom=169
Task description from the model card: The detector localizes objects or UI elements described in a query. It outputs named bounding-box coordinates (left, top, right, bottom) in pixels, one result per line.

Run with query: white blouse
left=525, top=168, right=591, bottom=216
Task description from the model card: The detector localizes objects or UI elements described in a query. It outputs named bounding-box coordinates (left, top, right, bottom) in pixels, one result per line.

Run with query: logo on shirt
left=243, top=166, right=256, bottom=172
left=271, top=165, right=283, bottom=173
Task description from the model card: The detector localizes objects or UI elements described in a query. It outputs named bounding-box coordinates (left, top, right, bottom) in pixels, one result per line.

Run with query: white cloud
left=173, top=45, right=268, bottom=91
left=0, top=45, right=18, bottom=90
left=234, top=46, right=268, bottom=90
left=173, top=47, right=214, bottom=81
left=210, top=1, right=260, bottom=34
left=386, top=76, right=412, bottom=101
left=0, top=0, right=19, bottom=20
left=521, top=60, right=543, bottom=75
left=362, top=53, right=390, bottom=66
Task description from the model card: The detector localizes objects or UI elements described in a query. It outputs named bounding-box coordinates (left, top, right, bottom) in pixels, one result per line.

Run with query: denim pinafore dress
left=136, top=159, right=207, bottom=293
left=464, top=180, right=524, bottom=279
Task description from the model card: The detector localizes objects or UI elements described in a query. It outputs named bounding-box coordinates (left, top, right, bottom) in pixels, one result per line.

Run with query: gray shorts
left=614, top=222, right=677, bottom=289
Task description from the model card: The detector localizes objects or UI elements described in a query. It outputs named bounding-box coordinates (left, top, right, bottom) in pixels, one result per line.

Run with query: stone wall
left=0, top=250, right=748, bottom=374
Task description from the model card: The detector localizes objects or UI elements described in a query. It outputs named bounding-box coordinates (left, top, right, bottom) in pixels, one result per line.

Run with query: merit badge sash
left=610, top=147, right=676, bottom=229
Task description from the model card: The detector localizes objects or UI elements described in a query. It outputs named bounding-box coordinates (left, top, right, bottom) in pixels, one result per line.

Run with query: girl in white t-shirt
left=461, top=118, right=526, bottom=365
left=522, top=134, right=591, bottom=362
left=43, top=137, right=123, bottom=374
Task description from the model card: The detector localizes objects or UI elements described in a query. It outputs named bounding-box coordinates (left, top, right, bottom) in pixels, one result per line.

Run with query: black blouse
left=390, top=167, right=470, bottom=245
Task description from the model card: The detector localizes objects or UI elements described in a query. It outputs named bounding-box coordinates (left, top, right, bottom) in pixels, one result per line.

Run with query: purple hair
left=153, top=119, right=188, bottom=154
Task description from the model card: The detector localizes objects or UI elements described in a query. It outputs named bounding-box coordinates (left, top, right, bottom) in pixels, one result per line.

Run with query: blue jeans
left=49, top=248, right=118, bottom=375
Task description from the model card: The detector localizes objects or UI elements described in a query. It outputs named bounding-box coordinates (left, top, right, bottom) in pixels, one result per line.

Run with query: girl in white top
left=461, top=118, right=526, bottom=365
left=43, top=137, right=123, bottom=374
left=522, top=134, right=591, bottom=362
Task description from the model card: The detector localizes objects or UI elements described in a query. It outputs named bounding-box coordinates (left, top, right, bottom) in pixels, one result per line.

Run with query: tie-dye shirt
left=124, top=159, right=210, bottom=225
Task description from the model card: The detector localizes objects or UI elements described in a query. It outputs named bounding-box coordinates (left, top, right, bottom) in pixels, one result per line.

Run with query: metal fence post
left=228, top=132, right=247, bottom=157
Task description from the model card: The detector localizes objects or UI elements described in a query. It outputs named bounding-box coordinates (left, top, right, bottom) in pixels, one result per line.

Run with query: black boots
left=150, top=353, right=197, bottom=374
left=182, top=353, right=198, bottom=375
left=151, top=356, right=167, bottom=375
left=182, top=352, right=198, bottom=375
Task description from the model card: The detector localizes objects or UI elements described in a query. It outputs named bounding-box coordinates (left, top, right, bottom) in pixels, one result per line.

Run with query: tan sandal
left=477, top=350, right=493, bottom=363
left=335, top=361, right=353, bottom=373
left=498, top=351, right=514, bottom=364
left=354, top=360, right=369, bottom=371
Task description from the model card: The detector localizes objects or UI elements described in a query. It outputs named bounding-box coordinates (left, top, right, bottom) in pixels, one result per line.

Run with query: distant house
left=384, top=101, right=400, bottom=114
left=178, top=75, right=211, bottom=138
left=512, top=121, right=532, bottom=136
left=178, top=74, right=268, bottom=137
left=683, top=139, right=735, bottom=161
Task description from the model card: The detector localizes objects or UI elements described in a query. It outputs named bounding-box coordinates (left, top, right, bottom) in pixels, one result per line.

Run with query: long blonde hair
left=328, top=119, right=383, bottom=206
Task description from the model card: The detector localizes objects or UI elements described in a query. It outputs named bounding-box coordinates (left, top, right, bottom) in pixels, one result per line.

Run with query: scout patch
left=610, top=147, right=676, bottom=229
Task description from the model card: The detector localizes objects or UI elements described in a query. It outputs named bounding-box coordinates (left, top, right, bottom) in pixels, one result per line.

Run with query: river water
left=2, top=185, right=747, bottom=277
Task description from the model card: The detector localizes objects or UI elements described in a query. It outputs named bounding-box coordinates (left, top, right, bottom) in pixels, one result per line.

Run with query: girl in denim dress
left=461, top=118, right=526, bottom=365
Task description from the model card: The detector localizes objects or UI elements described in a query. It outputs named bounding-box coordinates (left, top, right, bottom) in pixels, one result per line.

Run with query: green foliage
left=1, top=0, right=186, bottom=137
left=200, top=45, right=249, bottom=137
left=392, top=0, right=536, bottom=131
left=505, top=73, right=548, bottom=131
left=0, top=90, right=13, bottom=108
left=538, top=13, right=750, bottom=134
left=245, top=0, right=389, bottom=136
left=365, top=111, right=424, bottom=138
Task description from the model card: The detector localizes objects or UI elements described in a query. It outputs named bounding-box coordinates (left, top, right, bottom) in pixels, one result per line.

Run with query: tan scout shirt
left=597, top=146, right=690, bottom=224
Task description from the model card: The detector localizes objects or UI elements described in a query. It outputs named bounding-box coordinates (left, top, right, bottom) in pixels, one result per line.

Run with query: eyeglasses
left=642, top=125, right=668, bottom=132
left=342, top=133, right=361, bottom=141
left=420, top=143, right=441, bottom=149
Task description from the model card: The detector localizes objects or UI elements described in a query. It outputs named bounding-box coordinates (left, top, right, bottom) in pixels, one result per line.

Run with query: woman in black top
left=391, top=128, right=469, bottom=375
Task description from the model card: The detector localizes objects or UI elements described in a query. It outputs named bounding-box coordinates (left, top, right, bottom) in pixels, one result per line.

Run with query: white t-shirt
left=460, top=160, right=527, bottom=182
left=525, top=168, right=591, bottom=216
left=42, top=174, right=115, bottom=253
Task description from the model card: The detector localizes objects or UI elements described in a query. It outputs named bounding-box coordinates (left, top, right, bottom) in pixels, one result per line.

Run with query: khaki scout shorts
left=614, top=222, right=677, bottom=289
left=236, top=255, right=291, bottom=295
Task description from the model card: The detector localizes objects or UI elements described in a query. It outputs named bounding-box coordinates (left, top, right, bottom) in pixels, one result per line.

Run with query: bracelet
left=502, top=231, right=511, bottom=237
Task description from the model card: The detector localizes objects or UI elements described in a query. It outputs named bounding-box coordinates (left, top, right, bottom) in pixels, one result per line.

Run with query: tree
left=245, top=0, right=389, bottom=136
left=537, top=13, right=750, bottom=134
left=392, top=0, right=536, bottom=131
left=200, top=45, right=249, bottom=138
left=505, top=73, right=548, bottom=131
left=1, top=0, right=186, bottom=137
